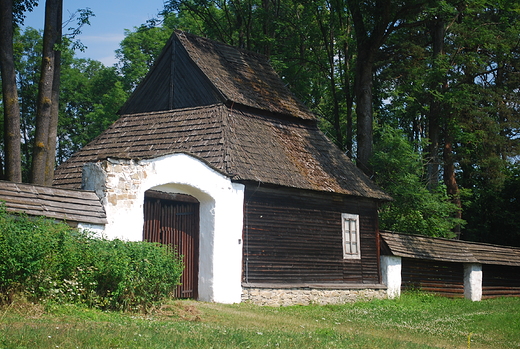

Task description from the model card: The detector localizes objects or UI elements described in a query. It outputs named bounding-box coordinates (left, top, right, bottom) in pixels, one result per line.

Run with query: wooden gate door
left=143, top=191, right=199, bottom=299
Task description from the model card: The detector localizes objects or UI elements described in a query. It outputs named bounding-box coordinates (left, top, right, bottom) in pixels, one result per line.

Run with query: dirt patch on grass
left=0, top=300, right=45, bottom=320
left=153, top=300, right=203, bottom=321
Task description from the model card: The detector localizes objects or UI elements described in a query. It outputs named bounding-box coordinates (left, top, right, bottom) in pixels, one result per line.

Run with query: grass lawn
left=1, top=293, right=519, bottom=348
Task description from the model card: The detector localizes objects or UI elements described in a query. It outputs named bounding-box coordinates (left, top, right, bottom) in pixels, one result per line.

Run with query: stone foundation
left=241, top=284, right=387, bottom=306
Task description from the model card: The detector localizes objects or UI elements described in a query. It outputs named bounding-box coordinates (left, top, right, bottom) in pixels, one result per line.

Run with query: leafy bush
left=85, top=238, right=184, bottom=311
left=372, top=126, right=465, bottom=238
left=0, top=208, right=71, bottom=303
left=0, top=205, right=183, bottom=311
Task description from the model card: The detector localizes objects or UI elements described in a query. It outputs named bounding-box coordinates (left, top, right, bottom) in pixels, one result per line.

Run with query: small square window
left=342, top=213, right=361, bottom=259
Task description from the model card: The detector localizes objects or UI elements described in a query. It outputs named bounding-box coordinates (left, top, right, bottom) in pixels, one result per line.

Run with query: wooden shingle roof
left=380, top=231, right=520, bottom=267
left=55, top=31, right=390, bottom=200
left=0, top=180, right=107, bottom=225
left=54, top=104, right=390, bottom=200
left=119, top=31, right=314, bottom=120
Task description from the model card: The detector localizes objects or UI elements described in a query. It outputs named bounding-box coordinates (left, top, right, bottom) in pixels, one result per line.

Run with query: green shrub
left=84, top=238, right=184, bottom=311
left=0, top=205, right=183, bottom=311
left=0, top=207, right=71, bottom=303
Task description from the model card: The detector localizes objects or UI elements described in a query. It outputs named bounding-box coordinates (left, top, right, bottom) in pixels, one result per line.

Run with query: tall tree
left=16, top=27, right=42, bottom=180
left=0, top=0, right=22, bottom=182
left=377, top=0, right=520, bottom=241
left=428, top=5, right=464, bottom=238
left=346, top=0, right=434, bottom=175
left=31, top=0, right=62, bottom=185
left=44, top=1, right=62, bottom=185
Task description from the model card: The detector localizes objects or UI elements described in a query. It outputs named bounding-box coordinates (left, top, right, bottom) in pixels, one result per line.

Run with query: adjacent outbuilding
left=380, top=231, right=520, bottom=301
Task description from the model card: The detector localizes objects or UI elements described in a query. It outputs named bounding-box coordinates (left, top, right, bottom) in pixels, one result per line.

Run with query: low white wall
left=381, top=255, right=402, bottom=299
left=82, top=153, right=245, bottom=304
left=76, top=222, right=105, bottom=236
left=464, top=263, right=482, bottom=301
left=380, top=255, right=484, bottom=301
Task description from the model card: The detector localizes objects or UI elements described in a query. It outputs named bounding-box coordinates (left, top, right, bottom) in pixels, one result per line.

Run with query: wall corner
left=464, top=263, right=482, bottom=301
left=381, top=255, right=401, bottom=299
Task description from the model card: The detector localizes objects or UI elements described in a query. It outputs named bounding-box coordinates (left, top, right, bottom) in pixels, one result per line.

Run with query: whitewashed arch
left=82, top=153, right=245, bottom=303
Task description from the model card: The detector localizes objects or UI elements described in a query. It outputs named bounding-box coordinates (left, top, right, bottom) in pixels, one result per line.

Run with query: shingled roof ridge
left=175, top=30, right=315, bottom=121
left=175, top=30, right=269, bottom=62
left=119, top=102, right=227, bottom=117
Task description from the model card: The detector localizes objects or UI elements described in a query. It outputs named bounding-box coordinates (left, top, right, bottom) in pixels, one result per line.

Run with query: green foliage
left=8, top=27, right=129, bottom=176
left=83, top=238, right=184, bottom=311
left=376, top=0, right=520, bottom=241
left=0, top=205, right=183, bottom=311
left=372, top=126, right=463, bottom=237
left=115, top=25, right=172, bottom=91
left=0, top=207, right=67, bottom=302
left=58, top=58, right=128, bottom=162
left=1, top=295, right=519, bottom=348
left=463, top=163, right=520, bottom=246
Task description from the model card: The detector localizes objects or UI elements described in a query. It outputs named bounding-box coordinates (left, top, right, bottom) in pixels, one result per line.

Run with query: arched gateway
left=82, top=153, right=245, bottom=304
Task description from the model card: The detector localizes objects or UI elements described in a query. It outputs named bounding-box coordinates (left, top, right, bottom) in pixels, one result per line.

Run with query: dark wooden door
left=143, top=191, right=199, bottom=299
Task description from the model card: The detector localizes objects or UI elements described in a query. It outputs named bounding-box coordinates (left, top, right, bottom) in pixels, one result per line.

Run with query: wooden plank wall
left=401, top=258, right=464, bottom=297
left=243, top=186, right=380, bottom=285
left=482, top=264, right=520, bottom=299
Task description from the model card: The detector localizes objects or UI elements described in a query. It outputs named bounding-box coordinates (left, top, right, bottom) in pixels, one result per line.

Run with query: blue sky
left=23, top=0, right=167, bottom=66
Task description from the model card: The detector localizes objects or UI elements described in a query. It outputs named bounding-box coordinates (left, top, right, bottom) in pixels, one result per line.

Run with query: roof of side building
left=0, top=180, right=107, bottom=225
left=380, top=231, right=520, bottom=267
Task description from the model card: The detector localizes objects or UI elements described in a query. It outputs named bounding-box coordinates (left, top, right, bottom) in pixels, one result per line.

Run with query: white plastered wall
left=380, top=255, right=402, bottom=299
left=463, top=263, right=483, bottom=301
left=82, top=153, right=245, bottom=304
left=77, top=222, right=105, bottom=236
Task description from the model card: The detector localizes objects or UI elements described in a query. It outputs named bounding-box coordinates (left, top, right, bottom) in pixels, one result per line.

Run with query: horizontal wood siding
left=401, top=258, right=464, bottom=297
left=243, top=186, right=380, bottom=285
left=482, top=264, right=520, bottom=299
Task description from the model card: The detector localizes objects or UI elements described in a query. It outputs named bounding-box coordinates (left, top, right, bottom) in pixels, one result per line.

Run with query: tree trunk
left=0, top=0, right=22, bottom=182
left=426, top=18, right=445, bottom=190
left=443, top=129, right=462, bottom=239
left=44, top=3, right=62, bottom=186
left=31, top=0, right=62, bottom=185
left=354, top=50, right=374, bottom=175
left=338, top=16, right=354, bottom=156
left=342, top=36, right=354, bottom=156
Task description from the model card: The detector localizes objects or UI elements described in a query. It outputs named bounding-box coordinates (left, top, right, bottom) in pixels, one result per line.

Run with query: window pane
left=342, top=213, right=360, bottom=259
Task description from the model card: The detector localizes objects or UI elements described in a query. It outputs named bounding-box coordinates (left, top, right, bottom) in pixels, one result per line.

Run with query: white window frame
left=342, top=213, right=361, bottom=259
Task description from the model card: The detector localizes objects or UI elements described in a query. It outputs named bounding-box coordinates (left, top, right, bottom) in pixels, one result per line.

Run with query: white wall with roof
left=82, top=153, right=245, bottom=304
